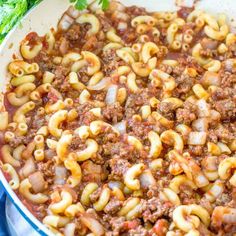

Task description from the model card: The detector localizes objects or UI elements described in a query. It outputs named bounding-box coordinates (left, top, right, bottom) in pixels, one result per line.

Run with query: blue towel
left=0, top=183, right=9, bottom=236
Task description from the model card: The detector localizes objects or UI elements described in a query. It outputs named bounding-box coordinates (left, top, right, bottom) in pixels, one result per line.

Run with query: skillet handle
left=0, top=182, right=8, bottom=236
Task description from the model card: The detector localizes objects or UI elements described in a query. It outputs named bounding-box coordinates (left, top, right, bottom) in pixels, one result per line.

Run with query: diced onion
left=210, top=109, right=221, bottom=121
left=192, top=118, right=209, bottom=132
left=58, top=14, right=74, bottom=31
left=28, top=171, right=46, bottom=193
left=113, top=121, right=127, bottom=134
left=201, top=38, right=218, bottom=50
left=223, top=209, right=236, bottom=224
left=54, top=166, right=67, bottom=185
left=194, top=173, right=209, bottom=188
left=217, top=142, right=231, bottom=154
left=108, top=1, right=125, bottom=13
left=188, top=132, right=207, bottom=145
left=105, top=85, right=118, bottom=105
left=201, top=71, right=220, bottom=87
left=66, top=6, right=80, bottom=18
left=112, top=11, right=129, bottom=21
left=117, top=22, right=128, bottom=31
left=108, top=181, right=124, bottom=190
left=87, top=77, right=111, bottom=91
left=19, top=158, right=36, bottom=178
left=224, top=59, right=236, bottom=72
left=140, top=170, right=156, bottom=188
left=196, top=99, right=210, bottom=118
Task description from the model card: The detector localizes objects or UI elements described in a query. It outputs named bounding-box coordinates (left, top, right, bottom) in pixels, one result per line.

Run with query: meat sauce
left=0, top=1, right=236, bottom=235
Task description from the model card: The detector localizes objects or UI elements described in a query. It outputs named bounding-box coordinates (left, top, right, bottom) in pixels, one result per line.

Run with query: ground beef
left=104, top=199, right=122, bottom=215
left=104, top=139, right=147, bottom=163
left=98, top=14, right=113, bottom=32
left=34, top=51, right=53, bottom=72
left=213, top=99, right=236, bottom=121
left=159, top=102, right=176, bottom=120
left=214, top=124, right=236, bottom=143
left=173, top=66, right=187, bottom=77
left=124, top=87, right=158, bottom=119
left=215, top=192, right=232, bottom=207
left=76, top=103, right=98, bottom=125
left=176, top=101, right=197, bottom=125
left=95, top=129, right=120, bottom=146
left=109, top=217, right=126, bottom=235
left=119, top=28, right=137, bottom=45
left=211, top=87, right=231, bottom=101
left=37, top=159, right=55, bottom=185
left=89, top=187, right=102, bottom=203
left=220, top=72, right=236, bottom=88
left=199, top=198, right=213, bottom=214
left=128, top=226, right=149, bottom=236
left=69, top=135, right=85, bottom=150
left=81, top=160, right=103, bottom=183
left=108, top=158, right=130, bottom=180
left=64, top=120, right=79, bottom=130
left=179, top=185, right=197, bottom=205
left=103, top=102, right=124, bottom=123
left=104, top=141, right=130, bottom=157
left=92, top=90, right=106, bottom=102
left=76, top=102, right=94, bottom=113
left=188, top=145, right=204, bottom=156
left=55, top=36, right=69, bottom=55
left=30, top=114, right=46, bottom=129
left=52, top=65, right=70, bottom=91
left=207, top=129, right=218, bottom=143
left=180, top=55, right=205, bottom=74
left=65, top=23, right=80, bottom=41
left=146, top=185, right=163, bottom=199
left=8, top=133, right=35, bottom=148
left=177, top=7, right=194, bottom=19
left=142, top=198, right=172, bottom=223
left=175, top=73, right=195, bottom=94
left=102, top=49, right=124, bottom=76
left=124, top=94, right=144, bottom=117
left=54, top=65, right=70, bottom=79
left=127, top=119, right=153, bottom=140
left=82, top=35, right=104, bottom=55
left=126, top=6, right=147, bottom=17
left=77, top=71, right=90, bottom=84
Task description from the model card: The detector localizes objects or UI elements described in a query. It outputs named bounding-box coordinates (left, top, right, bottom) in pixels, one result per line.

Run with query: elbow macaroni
left=1, top=5, right=236, bottom=234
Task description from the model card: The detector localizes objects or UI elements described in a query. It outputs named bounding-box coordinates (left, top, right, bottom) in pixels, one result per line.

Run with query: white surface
left=0, top=0, right=236, bottom=235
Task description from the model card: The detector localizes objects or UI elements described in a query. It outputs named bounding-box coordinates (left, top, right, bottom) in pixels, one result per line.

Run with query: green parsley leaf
left=99, top=0, right=109, bottom=10
left=73, top=0, right=109, bottom=11
left=75, top=0, right=87, bottom=10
